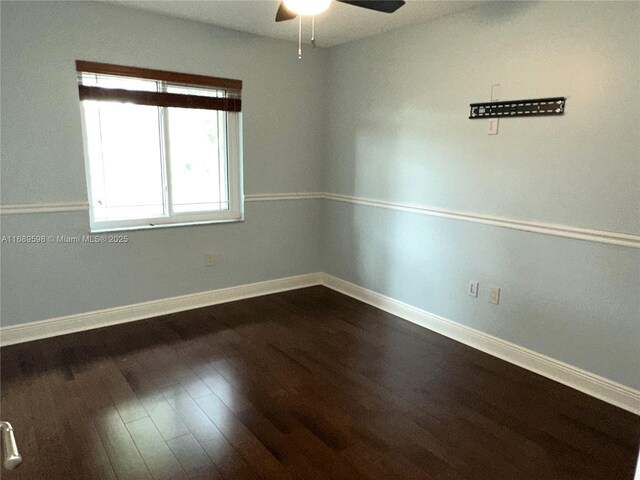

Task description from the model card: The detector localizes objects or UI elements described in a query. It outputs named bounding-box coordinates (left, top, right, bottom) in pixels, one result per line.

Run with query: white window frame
left=78, top=75, right=243, bottom=233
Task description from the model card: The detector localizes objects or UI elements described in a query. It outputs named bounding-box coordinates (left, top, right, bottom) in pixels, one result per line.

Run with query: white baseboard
left=0, top=273, right=322, bottom=347
left=1, top=271, right=637, bottom=415
left=320, top=273, right=640, bottom=416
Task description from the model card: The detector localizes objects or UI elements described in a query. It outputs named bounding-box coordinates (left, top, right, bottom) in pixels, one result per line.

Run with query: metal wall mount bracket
left=469, top=97, right=565, bottom=119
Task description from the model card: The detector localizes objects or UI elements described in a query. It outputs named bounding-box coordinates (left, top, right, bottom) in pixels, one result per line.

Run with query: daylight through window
left=76, top=61, right=243, bottom=231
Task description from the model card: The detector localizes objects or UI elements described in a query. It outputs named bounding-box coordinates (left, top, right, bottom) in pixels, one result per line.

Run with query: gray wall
left=1, top=1, right=638, bottom=390
left=0, top=1, right=325, bottom=325
left=322, top=1, right=640, bottom=388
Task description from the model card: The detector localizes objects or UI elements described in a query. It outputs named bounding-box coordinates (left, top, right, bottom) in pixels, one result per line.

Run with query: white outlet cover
left=489, top=286, right=500, bottom=304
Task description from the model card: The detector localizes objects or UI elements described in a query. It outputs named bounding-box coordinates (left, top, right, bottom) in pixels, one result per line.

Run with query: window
left=76, top=61, right=243, bottom=231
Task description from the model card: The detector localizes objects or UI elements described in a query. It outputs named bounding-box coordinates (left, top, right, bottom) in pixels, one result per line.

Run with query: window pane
left=83, top=101, right=165, bottom=221
left=167, top=107, right=228, bottom=213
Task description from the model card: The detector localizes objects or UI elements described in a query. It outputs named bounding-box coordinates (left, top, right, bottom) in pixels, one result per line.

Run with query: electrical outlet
left=468, top=281, right=479, bottom=298
left=204, top=253, right=215, bottom=267
left=489, top=286, right=500, bottom=305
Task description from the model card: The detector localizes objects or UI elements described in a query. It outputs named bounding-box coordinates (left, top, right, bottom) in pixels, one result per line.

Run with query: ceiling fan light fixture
left=283, top=0, right=331, bottom=17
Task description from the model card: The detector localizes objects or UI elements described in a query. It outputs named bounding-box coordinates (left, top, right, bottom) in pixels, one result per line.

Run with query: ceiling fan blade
left=275, top=2, right=297, bottom=22
left=337, top=0, right=406, bottom=13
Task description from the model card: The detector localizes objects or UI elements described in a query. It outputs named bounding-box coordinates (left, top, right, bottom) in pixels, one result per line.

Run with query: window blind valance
left=76, top=61, right=242, bottom=112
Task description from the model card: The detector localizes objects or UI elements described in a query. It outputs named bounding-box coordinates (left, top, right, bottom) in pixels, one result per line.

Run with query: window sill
left=91, top=216, right=245, bottom=233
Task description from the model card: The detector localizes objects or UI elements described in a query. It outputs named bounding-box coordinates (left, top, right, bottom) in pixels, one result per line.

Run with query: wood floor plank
left=71, top=348, right=153, bottom=480
left=1, top=286, right=638, bottom=480
left=99, top=357, right=149, bottom=423
left=166, top=433, right=221, bottom=480
left=194, top=392, right=296, bottom=480
left=50, top=375, right=119, bottom=480
left=93, top=409, right=153, bottom=480
left=138, top=392, right=191, bottom=441
left=125, top=417, right=189, bottom=480
left=159, top=384, right=260, bottom=480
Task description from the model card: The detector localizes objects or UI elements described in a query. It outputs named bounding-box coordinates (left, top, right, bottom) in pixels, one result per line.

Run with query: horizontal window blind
left=76, top=61, right=242, bottom=112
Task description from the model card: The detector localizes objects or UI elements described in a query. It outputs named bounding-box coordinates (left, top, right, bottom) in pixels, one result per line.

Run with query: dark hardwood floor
left=1, top=286, right=638, bottom=479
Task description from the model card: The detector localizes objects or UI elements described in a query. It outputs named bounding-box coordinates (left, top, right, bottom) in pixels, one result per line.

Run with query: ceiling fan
left=275, top=1, right=406, bottom=22
left=275, top=0, right=406, bottom=57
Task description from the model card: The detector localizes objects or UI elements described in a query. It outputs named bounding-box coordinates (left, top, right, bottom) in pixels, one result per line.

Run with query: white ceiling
left=113, top=1, right=483, bottom=48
